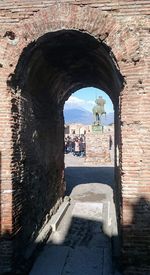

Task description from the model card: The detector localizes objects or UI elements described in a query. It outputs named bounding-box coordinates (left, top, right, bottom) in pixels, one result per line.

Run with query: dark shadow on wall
left=4, top=35, right=66, bottom=273
left=122, top=197, right=150, bottom=274
left=0, top=231, right=12, bottom=274
left=7, top=36, right=66, bottom=267
left=0, top=152, right=1, bottom=234
left=10, top=89, right=64, bottom=270
left=6, top=37, right=65, bottom=269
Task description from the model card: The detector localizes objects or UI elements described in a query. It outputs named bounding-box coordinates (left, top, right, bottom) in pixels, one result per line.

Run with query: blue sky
left=64, top=87, right=114, bottom=113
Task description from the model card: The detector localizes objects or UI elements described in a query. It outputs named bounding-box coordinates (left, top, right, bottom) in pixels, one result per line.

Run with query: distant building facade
left=65, top=123, right=114, bottom=137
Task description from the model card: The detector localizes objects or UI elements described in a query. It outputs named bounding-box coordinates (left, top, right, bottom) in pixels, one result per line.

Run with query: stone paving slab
left=29, top=245, right=70, bottom=275
left=72, top=202, right=103, bottom=221
left=70, top=183, right=113, bottom=201
left=30, top=245, right=112, bottom=275
left=62, top=246, right=105, bottom=275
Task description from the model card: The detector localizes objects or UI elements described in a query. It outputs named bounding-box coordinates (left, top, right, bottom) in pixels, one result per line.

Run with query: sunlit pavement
left=30, top=154, right=121, bottom=275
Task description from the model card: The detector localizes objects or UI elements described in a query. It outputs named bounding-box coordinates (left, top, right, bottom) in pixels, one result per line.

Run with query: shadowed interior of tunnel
left=7, top=29, right=124, bottom=267
left=9, top=29, right=124, bottom=102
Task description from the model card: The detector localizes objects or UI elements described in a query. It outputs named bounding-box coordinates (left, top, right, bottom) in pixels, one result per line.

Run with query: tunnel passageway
left=0, top=2, right=149, bottom=274
left=30, top=153, right=119, bottom=275
left=4, top=28, right=123, bottom=273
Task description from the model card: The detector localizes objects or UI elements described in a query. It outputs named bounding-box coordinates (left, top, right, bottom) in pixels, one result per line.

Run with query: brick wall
left=11, top=88, right=65, bottom=255
left=0, top=59, right=13, bottom=273
left=0, top=1, right=150, bottom=274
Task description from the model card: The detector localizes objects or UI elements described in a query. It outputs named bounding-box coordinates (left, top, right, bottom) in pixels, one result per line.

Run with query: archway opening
left=64, top=86, right=114, bottom=191
left=63, top=87, right=118, bottom=259
left=9, top=29, right=124, bottom=261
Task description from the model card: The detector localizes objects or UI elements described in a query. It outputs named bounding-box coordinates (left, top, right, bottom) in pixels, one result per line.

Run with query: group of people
left=64, top=135, right=86, bottom=157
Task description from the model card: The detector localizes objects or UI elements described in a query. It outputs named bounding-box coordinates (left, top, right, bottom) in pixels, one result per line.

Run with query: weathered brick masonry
left=0, top=1, right=150, bottom=274
left=85, top=132, right=112, bottom=164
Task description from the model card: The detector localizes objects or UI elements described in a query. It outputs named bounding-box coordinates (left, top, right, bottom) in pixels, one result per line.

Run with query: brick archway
left=0, top=3, right=149, bottom=274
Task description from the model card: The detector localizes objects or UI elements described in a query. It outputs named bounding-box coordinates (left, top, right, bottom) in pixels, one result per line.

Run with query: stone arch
left=0, top=2, right=149, bottom=274
left=9, top=27, right=123, bottom=233
left=3, top=3, right=140, bottom=69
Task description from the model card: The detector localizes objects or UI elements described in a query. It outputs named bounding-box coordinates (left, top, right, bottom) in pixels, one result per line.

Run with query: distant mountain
left=64, top=108, right=92, bottom=125
left=64, top=107, right=114, bottom=125
left=101, top=112, right=114, bottom=126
